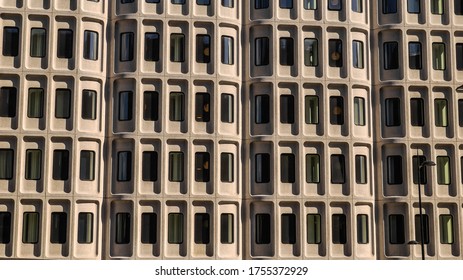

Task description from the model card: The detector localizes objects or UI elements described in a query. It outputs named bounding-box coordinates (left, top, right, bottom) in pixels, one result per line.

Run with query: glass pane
left=222, top=0, right=234, bottom=8
left=352, top=0, right=362, bottom=12
left=169, top=92, right=184, bottom=121
left=145, top=32, right=160, bottom=61
left=52, top=150, right=69, bottom=181
left=169, top=152, right=184, bottom=182
left=55, top=89, right=71, bottom=119
left=432, top=43, right=446, bottom=70
left=82, top=90, right=97, bottom=120
left=0, top=87, right=17, bottom=118
left=355, top=155, right=367, bottom=184
left=385, top=98, right=401, bottom=126
left=79, top=150, right=95, bottom=181
left=195, top=93, right=210, bottom=122
left=143, top=91, right=159, bottom=121
left=194, top=152, right=210, bottom=182
left=3, top=27, right=19, bottom=56
left=255, top=153, right=270, bottom=183
left=221, top=93, right=234, bottom=123
left=434, top=99, right=448, bottom=127
left=410, top=98, right=424, bottom=126
left=306, top=154, right=320, bottom=183
left=281, top=214, right=296, bottom=244
left=255, top=95, right=270, bottom=124
left=50, top=212, right=67, bottom=244
left=412, top=155, right=427, bottom=184
left=437, top=156, right=451, bottom=185
left=332, top=214, right=347, bottom=244
left=117, top=151, right=132, bottom=181
left=280, top=153, right=295, bottom=183
left=0, top=149, right=14, bottom=180
left=440, top=215, right=454, bottom=244
left=118, top=91, right=133, bottom=121
left=220, top=152, right=234, bottom=182
left=431, top=0, right=444, bottom=14
left=83, top=30, right=98, bottom=60
left=304, top=39, right=318, bottom=66
left=307, top=214, right=321, bottom=244
left=220, top=213, right=234, bottom=244
left=221, top=36, right=234, bottom=65
left=304, top=0, right=317, bottom=9
left=354, top=97, right=365, bottom=126
left=25, top=149, right=41, bottom=180
left=279, top=37, right=294, bottom=66
left=23, top=212, right=39, bottom=243
left=168, top=213, right=183, bottom=244
left=27, top=88, right=44, bottom=118
left=329, top=39, right=342, bottom=67
left=170, top=34, right=185, bottom=62
left=330, top=96, right=344, bottom=125
left=352, top=40, right=364, bottom=68
left=30, top=28, right=46, bottom=58
left=280, top=95, right=294, bottom=124
left=407, top=0, right=420, bottom=13
left=120, top=32, right=134, bottom=61
left=328, top=0, right=342, bottom=10
left=115, top=213, right=130, bottom=244
left=142, top=151, right=158, bottom=182
left=255, top=214, right=271, bottom=244
left=389, top=214, right=405, bottom=244
left=387, top=155, right=403, bottom=184
left=384, top=42, right=399, bottom=70
left=383, top=0, right=397, bottom=13
left=77, top=212, right=93, bottom=244
left=196, top=34, right=210, bottom=63
left=255, top=0, right=269, bottom=9
left=305, top=96, right=319, bottom=124
left=57, top=29, right=73, bottom=58
left=141, top=213, right=157, bottom=244
left=194, top=213, right=210, bottom=244
left=0, top=212, right=11, bottom=244
left=457, top=44, right=463, bottom=70
left=409, top=42, right=422, bottom=69
left=414, top=214, right=429, bottom=244
left=331, top=154, right=345, bottom=184
left=255, top=37, right=269, bottom=66
left=357, top=214, right=369, bottom=244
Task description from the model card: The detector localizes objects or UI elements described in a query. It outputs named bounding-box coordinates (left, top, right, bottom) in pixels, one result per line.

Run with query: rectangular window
left=352, top=0, right=362, bottom=12
left=83, top=30, right=98, bottom=60
left=169, top=152, right=184, bottom=182
left=384, top=42, right=399, bottom=70
left=82, top=90, right=97, bottom=120
left=307, top=214, right=321, bottom=244
left=387, top=155, right=403, bottom=184
left=328, top=0, right=341, bottom=10
left=222, top=0, right=234, bottom=8
left=280, top=0, right=292, bottom=9
left=255, top=214, right=271, bottom=244
left=305, top=96, right=319, bottom=124
left=410, top=98, right=424, bottom=126
left=431, top=0, right=444, bottom=14
left=55, top=89, right=71, bottom=119
left=331, top=154, right=345, bottom=184
left=0, top=212, right=11, bottom=244
left=432, top=43, right=446, bottom=70
left=122, top=0, right=134, bottom=3
left=22, top=212, right=39, bottom=244
left=306, top=154, right=320, bottom=183
left=142, top=151, right=158, bottom=182
left=355, top=155, right=367, bottom=184
left=255, top=153, right=270, bottom=183
left=255, top=94, right=270, bottom=124
left=57, top=29, right=73, bottom=58
left=169, top=92, right=184, bottom=121
left=118, top=91, right=133, bottom=121
left=0, top=87, right=16, bottom=118
left=78, top=212, right=93, bottom=244
left=456, top=0, right=463, bottom=14
left=304, top=0, right=317, bottom=9
left=0, top=149, right=13, bottom=180
left=255, top=37, right=269, bottom=66
left=389, top=214, right=405, bottom=244
left=407, top=0, right=420, bottom=13
left=220, top=213, right=234, bottom=244
left=354, top=97, right=365, bottom=126
left=328, top=39, right=342, bottom=67
left=440, top=215, right=454, bottom=244
left=146, top=0, right=160, bottom=3
left=414, top=214, right=429, bottom=244
left=332, top=214, right=347, bottom=244
left=3, top=27, right=19, bottom=57
left=115, top=213, right=130, bottom=244
left=385, top=98, right=401, bottom=126
left=220, top=152, right=234, bottom=183
left=330, top=96, right=344, bottom=125
left=195, top=92, right=210, bottom=122
left=412, top=155, right=427, bottom=184
left=383, top=0, right=397, bottom=13
left=304, top=38, right=318, bottom=66
left=117, top=151, right=132, bottom=182
left=120, top=32, right=134, bottom=61
left=30, top=28, right=46, bottom=58
left=221, top=36, right=234, bottom=65
left=280, top=37, right=294, bottom=66
left=145, top=32, right=160, bottom=62
left=27, top=88, right=44, bottom=118
left=195, top=152, right=210, bottom=182
left=409, top=42, right=422, bottom=69
left=221, top=93, right=234, bottom=123
left=357, top=214, right=369, bottom=244
left=280, top=95, right=294, bottom=124
left=352, top=40, right=364, bottom=68
left=141, top=213, right=157, bottom=244
left=50, top=212, right=67, bottom=244
left=281, top=153, right=295, bottom=183
left=281, top=214, right=296, bottom=244
left=255, top=0, right=269, bottom=9
left=457, top=44, right=463, bottom=70
left=52, top=150, right=69, bottom=181
left=196, top=34, right=210, bottom=63
left=25, top=149, right=41, bottom=180
left=80, top=150, right=95, bottom=181
left=143, top=91, right=159, bottom=121
left=459, top=99, right=463, bottom=127
left=437, top=156, right=451, bottom=185
left=194, top=213, right=210, bottom=244
left=172, top=0, right=185, bottom=4
left=168, top=213, right=183, bottom=244
left=197, top=0, right=210, bottom=4
left=435, top=99, right=448, bottom=127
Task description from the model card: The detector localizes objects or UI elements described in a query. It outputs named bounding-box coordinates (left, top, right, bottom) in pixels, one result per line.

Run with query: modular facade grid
left=0, top=0, right=462, bottom=260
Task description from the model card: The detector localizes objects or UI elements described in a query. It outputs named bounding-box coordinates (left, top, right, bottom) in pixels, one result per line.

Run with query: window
left=456, top=0, right=463, bottom=15
left=355, top=155, right=367, bottom=184
left=52, top=150, right=69, bottom=181
left=352, top=0, right=362, bottom=12
left=407, top=0, right=420, bottom=13
left=170, top=34, right=185, bottom=62
left=117, top=151, right=132, bottom=182
left=432, top=43, right=446, bottom=70
left=169, top=92, right=184, bottom=121
left=328, top=39, right=342, bottom=67
left=280, top=95, right=294, bottom=124
left=122, top=0, right=134, bottom=3
left=434, top=99, right=448, bottom=127
left=83, top=30, right=98, bottom=60
left=194, top=213, right=210, bottom=244
left=0, top=149, right=13, bottom=180
left=222, top=0, right=234, bottom=8
left=255, top=0, right=269, bottom=9
left=387, top=155, right=403, bottom=184
left=332, top=214, right=346, bottom=244
left=330, top=96, right=344, bottom=125
left=143, top=91, right=159, bottom=121
left=328, top=0, right=341, bottom=10
left=80, top=150, right=95, bottom=181
left=389, top=214, right=405, bottom=244
left=459, top=99, right=463, bottom=127
left=221, top=93, right=234, bottom=123
left=304, top=39, right=318, bottom=66
left=354, top=97, right=365, bottom=126
left=57, top=29, right=73, bottom=58
left=220, top=213, right=234, bottom=244
left=221, top=36, right=234, bottom=65
left=414, top=214, right=429, bottom=244
left=255, top=94, right=270, bottom=124
left=331, top=154, right=345, bottom=184
left=195, top=152, right=210, bottom=182
left=30, top=28, right=46, bottom=58
left=437, top=156, right=451, bottom=185
left=255, top=153, right=270, bottom=183
left=3, top=27, right=19, bottom=57
left=385, top=98, right=401, bottom=126
left=440, top=215, right=454, bottom=244
left=281, top=153, right=295, bottom=183
left=118, top=91, right=133, bottom=121
left=115, top=213, right=130, bottom=244
left=78, top=212, right=93, bottom=244
left=383, top=0, right=397, bottom=13
left=305, top=96, right=319, bottom=124
left=195, top=93, right=210, bottom=122
left=142, top=151, right=158, bottom=182
left=304, top=0, right=317, bottom=9
left=255, top=37, right=269, bottom=66
left=146, top=0, right=160, bottom=2
left=280, top=37, right=294, bottom=66
left=384, top=42, right=399, bottom=70
left=0, top=87, right=16, bottom=117
left=197, top=0, right=210, bottom=5
left=82, top=90, right=97, bottom=120
left=409, top=42, right=422, bottom=69
left=0, top=212, right=11, bottom=244
left=141, top=213, right=157, bottom=244
left=431, top=0, right=444, bottom=14
left=168, top=213, right=183, bottom=244
left=50, top=212, right=67, bottom=244
left=120, top=32, right=134, bottom=62
left=145, top=32, right=160, bottom=62
left=172, top=0, right=185, bottom=4
left=352, top=40, right=364, bottom=69
left=169, top=152, right=184, bottom=182
left=23, top=212, right=39, bottom=244
left=25, top=149, right=41, bottom=180
left=27, top=88, right=44, bottom=118
left=281, top=214, right=296, bottom=244
left=357, top=214, right=369, bottom=244
left=255, top=214, right=271, bottom=244
left=220, top=152, right=234, bottom=182
left=410, top=98, right=424, bottom=126
left=196, top=35, right=210, bottom=63
left=280, top=0, right=292, bottom=9
left=457, top=44, right=463, bottom=70
left=307, top=214, right=321, bottom=244
left=306, top=154, right=320, bottom=183
left=412, top=155, right=427, bottom=184
left=55, top=89, right=71, bottom=119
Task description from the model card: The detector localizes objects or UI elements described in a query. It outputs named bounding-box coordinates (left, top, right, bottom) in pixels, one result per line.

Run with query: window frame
left=143, top=91, right=159, bottom=121
left=255, top=94, right=270, bottom=124
left=195, top=92, right=210, bottom=122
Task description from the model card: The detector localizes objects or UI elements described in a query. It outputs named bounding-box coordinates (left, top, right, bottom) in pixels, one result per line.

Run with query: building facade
left=0, top=0, right=462, bottom=259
